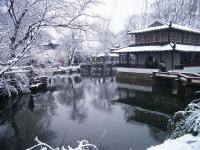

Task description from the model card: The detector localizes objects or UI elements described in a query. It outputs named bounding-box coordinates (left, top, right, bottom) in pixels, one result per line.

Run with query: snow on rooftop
left=128, top=25, right=169, bottom=34
left=128, top=20, right=200, bottom=34
left=113, top=45, right=172, bottom=53
left=176, top=44, right=200, bottom=52
left=93, top=53, right=119, bottom=57
left=113, top=44, right=200, bottom=53
left=109, top=53, right=119, bottom=57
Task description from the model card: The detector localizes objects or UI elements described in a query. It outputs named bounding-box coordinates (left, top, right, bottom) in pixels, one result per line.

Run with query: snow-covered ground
left=117, top=67, right=159, bottom=74
left=53, top=65, right=80, bottom=73
left=147, top=134, right=200, bottom=150
left=148, top=99, right=200, bottom=150
left=172, top=67, right=200, bottom=73
left=27, top=134, right=200, bottom=150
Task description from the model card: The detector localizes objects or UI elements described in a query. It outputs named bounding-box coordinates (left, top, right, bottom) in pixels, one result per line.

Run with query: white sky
left=96, top=0, right=147, bottom=33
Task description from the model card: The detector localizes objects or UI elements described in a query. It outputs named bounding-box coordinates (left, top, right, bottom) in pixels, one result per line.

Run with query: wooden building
left=92, top=53, right=119, bottom=64
left=113, top=20, right=200, bottom=70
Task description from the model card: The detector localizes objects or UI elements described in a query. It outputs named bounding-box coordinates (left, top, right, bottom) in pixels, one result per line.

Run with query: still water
left=0, top=75, right=185, bottom=150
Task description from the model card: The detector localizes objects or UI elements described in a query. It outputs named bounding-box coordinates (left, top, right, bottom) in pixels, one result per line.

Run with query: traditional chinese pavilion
left=114, top=20, right=200, bottom=70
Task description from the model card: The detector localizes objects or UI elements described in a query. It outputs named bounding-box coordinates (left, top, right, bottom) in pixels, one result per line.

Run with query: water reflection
left=116, top=83, right=186, bottom=130
left=0, top=94, right=56, bottom=150
left=0, top=76, right=170, bottom=150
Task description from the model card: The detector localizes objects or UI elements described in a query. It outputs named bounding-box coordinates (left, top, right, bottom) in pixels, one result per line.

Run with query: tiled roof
left=128, top=20, right=200, bottom=34
left=112, top=44, right=200, bottom=53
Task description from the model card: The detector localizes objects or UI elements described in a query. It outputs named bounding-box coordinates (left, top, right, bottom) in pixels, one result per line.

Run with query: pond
left=0, top=75, right=186, bottom=150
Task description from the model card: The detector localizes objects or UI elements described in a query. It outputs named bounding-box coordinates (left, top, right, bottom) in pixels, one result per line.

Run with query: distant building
left=113, top=20, right=200, bottom=70
left=43, top=40, right=59, bottom=50
left=92, top=52, right=119, bottom=64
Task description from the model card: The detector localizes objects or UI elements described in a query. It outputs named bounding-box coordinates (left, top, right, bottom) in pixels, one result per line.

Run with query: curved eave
left=113, top=44, right=200, bottom=53
left=128, top=25, right=200, bottom=34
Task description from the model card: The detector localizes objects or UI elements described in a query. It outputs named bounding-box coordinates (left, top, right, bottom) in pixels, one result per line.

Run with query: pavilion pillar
left=127, top=53, right=130, bottom=67
left=136, top=53, right=138, bottom=68
left=171, top=51, right=174, bottom=69
left=159, top=52, right=162, bottom=62
left=171, top=44, right=176, bottom=69
left=119, top=54, right=121, bottom=64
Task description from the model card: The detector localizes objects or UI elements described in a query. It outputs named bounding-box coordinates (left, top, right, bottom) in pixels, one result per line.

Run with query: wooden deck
left=153, top=71, right=200, bottom=85
left=152, top=71, right=200, bottom=100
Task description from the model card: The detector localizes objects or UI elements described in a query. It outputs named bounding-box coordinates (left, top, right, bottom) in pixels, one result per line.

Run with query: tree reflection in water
left=0, top=76, right=170, bottom=150
left=0, top=94, right=56, bottom=150
left=48, top=76, right=118, bottom=123
left=51, top=76, right=88, bottom=123
left=90, top=78, right=118, bottom=112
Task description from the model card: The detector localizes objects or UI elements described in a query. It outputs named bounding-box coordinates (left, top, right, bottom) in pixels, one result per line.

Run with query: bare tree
left=0, top=0, right=99, bottom=75
left=151, top=0, right=200, bottom=27
left=126, top=0, right=200, bottom=31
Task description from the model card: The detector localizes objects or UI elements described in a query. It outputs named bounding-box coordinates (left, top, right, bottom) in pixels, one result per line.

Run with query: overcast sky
left=96, top=0, right=148, bottom=33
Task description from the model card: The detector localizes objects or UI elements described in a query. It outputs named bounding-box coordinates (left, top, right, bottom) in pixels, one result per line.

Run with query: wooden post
left=168, top=21, right=172, bottom=43
left=136, top=53, right=139, bottom=68
left=159, top=52, right=162, bottom=62
left=171, top=51, right=174, bottom=69
left=171, top=43, right=176, bottom=69
left=119, top=54, right=121, bottom=64
left=127, top=90, right=129, bottom=98
left=127, top=53, right=129, bottom=67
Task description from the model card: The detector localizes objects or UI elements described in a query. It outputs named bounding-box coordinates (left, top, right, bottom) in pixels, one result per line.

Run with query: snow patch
left=117, top=67, right=158, bottom=74
left=148, top=134, right=200, bottom=150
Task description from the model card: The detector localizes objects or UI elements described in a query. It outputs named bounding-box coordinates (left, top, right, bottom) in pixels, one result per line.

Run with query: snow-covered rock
left=167, top=99, right=200, bottom=139
left=0, top=71, right=31, bottom=97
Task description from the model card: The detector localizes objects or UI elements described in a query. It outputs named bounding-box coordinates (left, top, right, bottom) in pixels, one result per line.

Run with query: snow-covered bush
left=167, top=99, right=200, bottom=139
left=0, top=80, right=18, bottom=97
left=26, top=137, right=98, bottom=150
left=0, top=72, right=30, bottom=97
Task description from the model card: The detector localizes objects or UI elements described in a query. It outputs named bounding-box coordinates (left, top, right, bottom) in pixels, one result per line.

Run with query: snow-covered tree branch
left=0, top=0, right=100, bottom=76
left=26, top=137, right=98, bottom=150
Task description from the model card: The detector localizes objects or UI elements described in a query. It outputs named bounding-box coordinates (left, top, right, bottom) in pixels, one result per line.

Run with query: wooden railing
left=152, top=71, right=179, bottom=79
left=116, top=64, right=150, bottom=68
left=178, top=73, right=200, bottom=85
left=153, top=71, right=200, bottom=85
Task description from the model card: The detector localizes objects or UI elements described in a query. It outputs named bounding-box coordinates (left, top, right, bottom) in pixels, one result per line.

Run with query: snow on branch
left=26, top=136, right=98, bottom=150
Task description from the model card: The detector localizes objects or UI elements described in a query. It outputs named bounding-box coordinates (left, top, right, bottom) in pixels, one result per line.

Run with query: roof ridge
left=128, top=19, right=169, bottom=34
left=170, top=22, right=200, bottom=31
left=147, top=19, right=168, bottom=27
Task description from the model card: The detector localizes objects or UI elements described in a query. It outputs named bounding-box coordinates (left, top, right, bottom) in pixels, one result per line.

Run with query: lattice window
left=188, top=33, right=192, bottom=44
left=157, top=32, right=162, bottom=43
left=141, top=34, right=145, bottom=44
left=135, top=34, right=141, bottom=45
left=183, top=33, right=188, bottom=44
left=151, top=33, right=156, bottom=43
left=163, top=31, right=168, bottom=42
left=192, top=34, right=196, bottom=45
left=196, top=35, right=200, bottom=45
left=178, top=32, right=183, bottom=43
left=170, top=32, right=175, bottom=42
left=145, top=33, right=151, bottom=43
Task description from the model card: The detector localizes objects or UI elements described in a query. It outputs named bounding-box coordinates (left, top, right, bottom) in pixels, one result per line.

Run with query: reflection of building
left=114, top=20, right=200, bottom=70
left=116, top=83, right=185, bottom=130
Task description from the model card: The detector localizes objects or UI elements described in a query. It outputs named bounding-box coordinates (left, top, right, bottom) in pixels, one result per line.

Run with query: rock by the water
left=167, top=99, right=200, bottom=139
